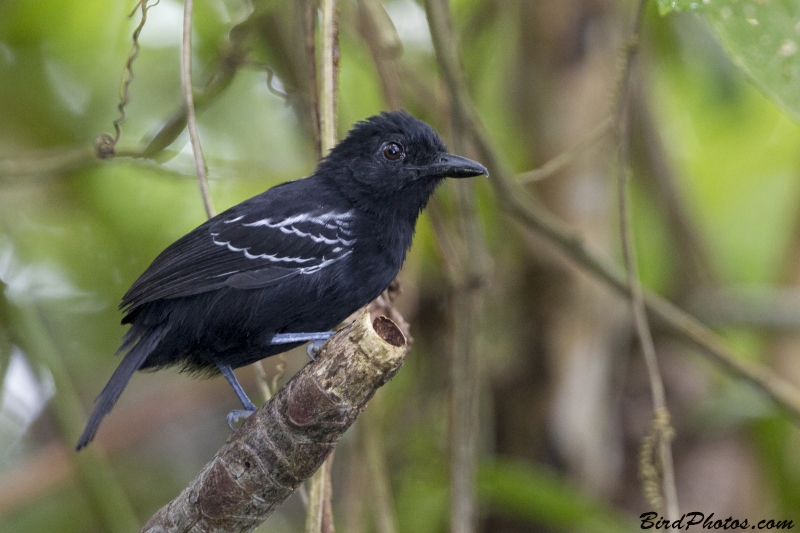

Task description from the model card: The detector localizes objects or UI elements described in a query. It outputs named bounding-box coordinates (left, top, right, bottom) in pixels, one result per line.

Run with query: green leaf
left=656, top=0, right=706, bottom=16
left=705, top=1, right=800, bottom=121
left=657, top=0, right=800, bottom=121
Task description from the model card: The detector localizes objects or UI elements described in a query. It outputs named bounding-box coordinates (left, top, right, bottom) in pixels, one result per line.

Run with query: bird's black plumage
left=76, top=111, right=487, bottom=449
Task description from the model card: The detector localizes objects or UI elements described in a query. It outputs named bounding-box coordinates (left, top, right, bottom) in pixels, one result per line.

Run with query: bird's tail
left=76, top=326, right=168, bottom=450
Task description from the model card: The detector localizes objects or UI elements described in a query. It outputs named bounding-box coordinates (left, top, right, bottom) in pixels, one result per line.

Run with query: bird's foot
left=306, top=340, right=327, bottom=361
left=226, top=408, right=257, bottom=430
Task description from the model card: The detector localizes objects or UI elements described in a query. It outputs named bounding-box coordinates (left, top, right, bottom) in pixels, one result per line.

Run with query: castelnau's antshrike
left=76, top=111, right=487, bottom=450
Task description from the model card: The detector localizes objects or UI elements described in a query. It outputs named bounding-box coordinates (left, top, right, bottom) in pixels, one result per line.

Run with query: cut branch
left=141, top=311, right=407, bottom=533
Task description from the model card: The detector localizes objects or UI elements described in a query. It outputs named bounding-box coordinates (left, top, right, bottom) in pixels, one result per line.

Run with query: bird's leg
left=269, top=331, right=335, bottom=362
left=269, top=331, right=335, bottom=344
left=217, top=363, right=258, bottom=429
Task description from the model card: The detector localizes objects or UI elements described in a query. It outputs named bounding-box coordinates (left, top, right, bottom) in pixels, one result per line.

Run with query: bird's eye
left=382, top=142, right=404, bottom=161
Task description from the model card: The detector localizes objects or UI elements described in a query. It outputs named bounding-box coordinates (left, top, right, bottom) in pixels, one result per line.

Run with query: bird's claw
left=306, top=340, right=326, bottom=361
left=226, top=408, right=256, bottom=430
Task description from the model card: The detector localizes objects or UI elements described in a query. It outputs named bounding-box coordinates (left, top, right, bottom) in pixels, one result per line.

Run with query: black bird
left=76, top=111, right=487, bottom=450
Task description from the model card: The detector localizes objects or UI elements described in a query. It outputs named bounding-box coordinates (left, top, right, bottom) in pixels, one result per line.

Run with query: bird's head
left=317, top=111, right=487, bottom=214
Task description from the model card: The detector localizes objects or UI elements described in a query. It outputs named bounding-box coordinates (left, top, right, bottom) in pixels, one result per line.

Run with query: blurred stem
left=306, top=451, right=335, bottom=533
left=357, top=0, right=403, bottom=110
left=139, top=0, right=282, bottom=158
left=632, top=89, right=714, bottom=291
left=181, top=0, right=214, bottom=219
left=2, top=296, right=139, bottom=533
left=305, top=0, right=321, bottom=154
left=447, top=266, right=483, bottom=533
left=426, top=197, right=464, bottom=281
left=319, top=0, right=339, bottom=156
left=355, top=14, right=414, bottom=532
left=342, top=434, right=368, bottom=533
left=138, top=55, right=241, bottom=159
left=362, top=395, right=400, bottom=533
left=2, top=0, right=247, bottom=173
left=424, top=2, right=489, bottom=533
left=0, top=146, right=97, bottom=178
left=306, top=1, right=339, bottom=531
left=517, top=118, right=612, bottom=184
left=252, top=361, right=273, bottom=402
left=0, top=284, right=12, bottom=386
left=689, top=286, right=800, bottom=328
left=613, top=0, right=678, bottom=519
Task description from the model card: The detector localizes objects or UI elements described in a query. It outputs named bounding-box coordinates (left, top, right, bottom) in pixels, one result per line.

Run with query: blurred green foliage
left=477, top=459, right=638, bottom=533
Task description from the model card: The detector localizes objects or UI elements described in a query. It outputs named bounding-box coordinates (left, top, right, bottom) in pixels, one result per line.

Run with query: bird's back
left=122, top=175, right=407, bottom=373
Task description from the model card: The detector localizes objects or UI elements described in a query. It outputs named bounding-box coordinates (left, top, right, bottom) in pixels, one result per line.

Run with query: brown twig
left=361, top=395, right=400, bottom=533
left=517, top=118, right=613, bottom=184
left=688, top=286, right=800, bottom=328
left=319, top=0, right=339, bottom=156
left=632, top=87, right=713, bottom=291
left=305, top=0, right=321, bottom=154
left=138, top=50, right=242, bottom=159
left=357, top=0, right=403, bottom=111
left=613, top=0, right=678, bottom=518
left=181, top=0, right=215, bottom=219
left=0, top=146, right=96, bottom=178
left=424, top=2, right=490, bottom=533
left=252, top=360, right=274, bottom=402
left=141, top=312, right=408, bottom=533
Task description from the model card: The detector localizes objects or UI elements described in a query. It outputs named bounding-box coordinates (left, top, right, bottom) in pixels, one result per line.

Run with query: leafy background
left=1, top=0, right=799, bottom=531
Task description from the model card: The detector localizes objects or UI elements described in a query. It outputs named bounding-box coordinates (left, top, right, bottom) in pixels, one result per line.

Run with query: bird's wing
left=120, top=190, right=357, bottom=313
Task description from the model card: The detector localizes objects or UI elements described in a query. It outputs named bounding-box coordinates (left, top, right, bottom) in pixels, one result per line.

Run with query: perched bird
left=76, top=111, right=487, bottom=450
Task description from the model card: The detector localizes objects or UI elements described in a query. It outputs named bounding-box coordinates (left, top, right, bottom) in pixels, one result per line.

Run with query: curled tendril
left=244, top=61, right=290, bottom=103
left=94, top=0, right=161, bottom=159
left=264, top=65, right=290, bottom=103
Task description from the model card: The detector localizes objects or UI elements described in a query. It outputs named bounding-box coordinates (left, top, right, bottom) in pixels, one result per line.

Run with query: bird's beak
left=423, top=153, right=489, bottom=179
